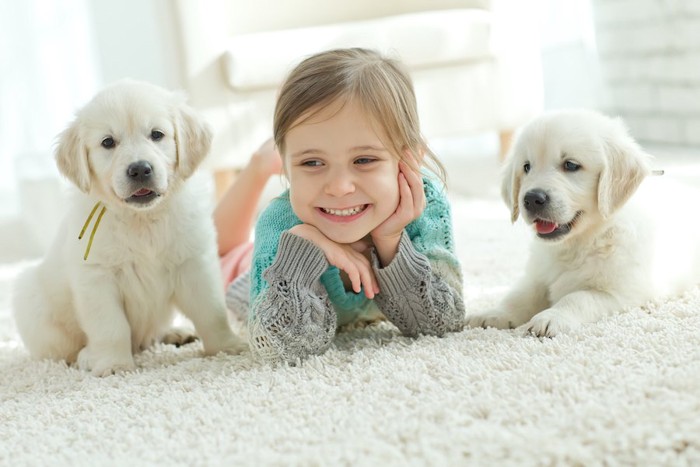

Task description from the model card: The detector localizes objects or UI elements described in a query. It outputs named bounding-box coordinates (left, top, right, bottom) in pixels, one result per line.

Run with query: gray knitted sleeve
left=372, top=231, right=465, bottom=337
left=225, top=270, right=251, bottom=322
left=247, top=232, right=336, bottom=364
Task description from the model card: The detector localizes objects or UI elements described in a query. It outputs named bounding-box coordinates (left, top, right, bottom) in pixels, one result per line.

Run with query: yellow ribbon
left=78, top=202, right=107, bottom=261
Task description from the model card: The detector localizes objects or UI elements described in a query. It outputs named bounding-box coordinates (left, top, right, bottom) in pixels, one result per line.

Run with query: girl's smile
left=317, top=204, right=371, bottom=222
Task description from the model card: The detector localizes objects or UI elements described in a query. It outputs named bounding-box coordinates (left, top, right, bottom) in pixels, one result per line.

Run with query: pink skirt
left=219, top=242, right=254, bottom=288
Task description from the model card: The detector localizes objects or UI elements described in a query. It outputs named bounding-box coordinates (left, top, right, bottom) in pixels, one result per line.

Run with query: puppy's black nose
left=126, top=161, right=153, bottom=182
left=523, top=189, right=548, bottom=212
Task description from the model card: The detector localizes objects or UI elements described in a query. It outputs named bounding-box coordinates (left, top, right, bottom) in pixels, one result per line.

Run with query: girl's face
left=283, top=99, right=401, bottom=244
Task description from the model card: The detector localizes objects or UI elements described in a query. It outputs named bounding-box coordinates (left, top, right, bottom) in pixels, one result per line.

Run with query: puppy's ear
left=55, top=121, right=91, bottom=193
left=174, top=101, right=212, bottom=179
left=500, top=151, right=521, bottom=223
left=597, top=124, right=650, bottom=218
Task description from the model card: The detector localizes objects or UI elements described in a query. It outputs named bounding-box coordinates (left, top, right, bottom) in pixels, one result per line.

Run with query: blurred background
left=1, top=0, right=699, bottom=264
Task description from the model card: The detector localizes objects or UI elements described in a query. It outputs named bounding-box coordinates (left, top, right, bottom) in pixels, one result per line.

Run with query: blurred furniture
left=173, top=0, right=543, bottom=191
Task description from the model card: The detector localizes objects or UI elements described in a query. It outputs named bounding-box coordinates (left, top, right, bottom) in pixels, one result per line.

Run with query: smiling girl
left=220, top=48, right=464, bottom=364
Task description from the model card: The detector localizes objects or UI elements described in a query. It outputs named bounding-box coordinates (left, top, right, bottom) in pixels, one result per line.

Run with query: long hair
left=273, top=48, right=446, bottom=184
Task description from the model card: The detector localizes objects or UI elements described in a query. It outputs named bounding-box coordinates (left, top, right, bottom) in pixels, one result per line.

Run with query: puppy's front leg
left=527, top=289, right=621, bottom=337
left=72, top=272, right=135, bottom=376
left=174, top=257, right=247, bottom=356
left=465, top=277, right=549, bottom=330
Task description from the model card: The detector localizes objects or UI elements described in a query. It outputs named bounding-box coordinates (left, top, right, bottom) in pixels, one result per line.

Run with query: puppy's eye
left=150, top=130, right=165, bottom=141
left=101, top=137, right=115, bottom=149
left=523, top=162, right=531, bottom=174
left=563, top=160, right=581, bottom=172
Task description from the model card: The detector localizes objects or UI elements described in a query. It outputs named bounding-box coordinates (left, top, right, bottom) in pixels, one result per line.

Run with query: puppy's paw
left=526, top=310, right=579, bottom=338
left=77, top=346, right=135, bottom=377
left=160, top=327, right=199, bottom=347
left=338, top=315, right=387, bottom=332
left=465, top=310, right=519, bottom=330
left=203, top=334, right=248, bottom=356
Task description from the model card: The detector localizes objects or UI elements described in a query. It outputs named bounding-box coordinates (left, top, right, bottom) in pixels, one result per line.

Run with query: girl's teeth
left=323, top=205, right=364, bottom=216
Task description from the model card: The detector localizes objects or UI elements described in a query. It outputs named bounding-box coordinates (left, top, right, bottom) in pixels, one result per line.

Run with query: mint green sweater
left=226, top=177, right=465, bottom=364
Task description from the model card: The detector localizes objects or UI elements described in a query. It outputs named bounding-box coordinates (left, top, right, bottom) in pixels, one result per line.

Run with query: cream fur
left=12, top=80, right=246, bottom=376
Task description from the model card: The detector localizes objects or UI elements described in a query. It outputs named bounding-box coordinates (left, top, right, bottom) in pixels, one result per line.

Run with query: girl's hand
left=288, top=224, right=379, bottom=299
left=371, top=158, right=426, bottom=266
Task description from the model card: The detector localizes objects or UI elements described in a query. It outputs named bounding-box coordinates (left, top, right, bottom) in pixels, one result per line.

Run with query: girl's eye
left=151, top=130, right=164, bottom=141
left=101, top=137, right=116, bottom=149
left=563, top=160, right=581, bottom=172
left=523, top=162, right=531, bottom=174
left=354, top=157, right=376, bottom=165
left=301, top=160, right=322, bottom=167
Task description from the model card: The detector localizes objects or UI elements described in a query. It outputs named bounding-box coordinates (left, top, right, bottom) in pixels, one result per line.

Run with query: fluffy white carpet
left=1, top=194, right=699, bottom=465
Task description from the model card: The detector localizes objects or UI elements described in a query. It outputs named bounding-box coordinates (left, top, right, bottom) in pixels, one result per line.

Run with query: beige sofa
left=173, top=0, right=543, bottom=176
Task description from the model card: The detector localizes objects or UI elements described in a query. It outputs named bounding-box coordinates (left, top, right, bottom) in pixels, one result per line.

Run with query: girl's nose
left=324, top=169, right=355, bottom=197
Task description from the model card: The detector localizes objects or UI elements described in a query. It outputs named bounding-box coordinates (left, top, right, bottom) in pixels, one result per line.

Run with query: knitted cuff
left=225, top=271, right=251, bottom=320
left=263, top=231, right=329, bottom=288
left=372, top=231, right=431, bottom=294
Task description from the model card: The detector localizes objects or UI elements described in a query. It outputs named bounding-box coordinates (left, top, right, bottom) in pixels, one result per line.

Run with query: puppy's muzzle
left=523, top=188, right=582, bottom=240
left=126, top=160, right=159, bottom=205
left=523, top=189, right=548, bottom=214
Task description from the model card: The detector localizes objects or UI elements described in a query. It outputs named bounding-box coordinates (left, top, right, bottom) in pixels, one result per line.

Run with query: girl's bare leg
left=214, top=139, right=282, bottom=256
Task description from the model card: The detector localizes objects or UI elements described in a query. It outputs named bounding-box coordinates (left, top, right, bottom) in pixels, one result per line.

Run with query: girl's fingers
left=336, top=251, right=376, bottom=297
left=402, top=149, right=422, bottom=173
left=402, top=163, right=425, bottom=210
left=399, top=161, right=424, bottom=211
left=360, top=267, right=376, bottom=299
left=322, top=238, right=379, bottom=298
left=396, top=172, right=415, bottom=217
left=345, top=264, right=362, bottom=294
left=351, top=252, right=377, bottom=299
left=400, top=157, right=421, bottom=178
left=353, top=252, right=377, bottom=298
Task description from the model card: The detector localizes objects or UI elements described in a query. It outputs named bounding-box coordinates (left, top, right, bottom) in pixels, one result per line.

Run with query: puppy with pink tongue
left=465, top=110, right=700, bottom=337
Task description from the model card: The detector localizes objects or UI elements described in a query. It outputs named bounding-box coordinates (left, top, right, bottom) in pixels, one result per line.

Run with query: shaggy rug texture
left=1, top=195, right=699, bottom=466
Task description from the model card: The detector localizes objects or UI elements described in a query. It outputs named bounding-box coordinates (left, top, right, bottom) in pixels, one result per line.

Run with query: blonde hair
left=273, top=48, right=446, bottom=184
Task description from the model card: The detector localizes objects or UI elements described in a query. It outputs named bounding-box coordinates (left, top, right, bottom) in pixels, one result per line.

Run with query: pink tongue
left=134, top=189, right=151, bottom=196
left=536, top=220, right=558, bottom=234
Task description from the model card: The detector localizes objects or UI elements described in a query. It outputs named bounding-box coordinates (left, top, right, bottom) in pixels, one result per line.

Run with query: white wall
left=539, top=0, right=607, bottom=111
left=81, top=0, right=610, bottom=115
left=88, top=0, right=183, bottom=90
left=593, top=0, right=700, bottom=145
left=0, top=0, right=101, bottom=260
